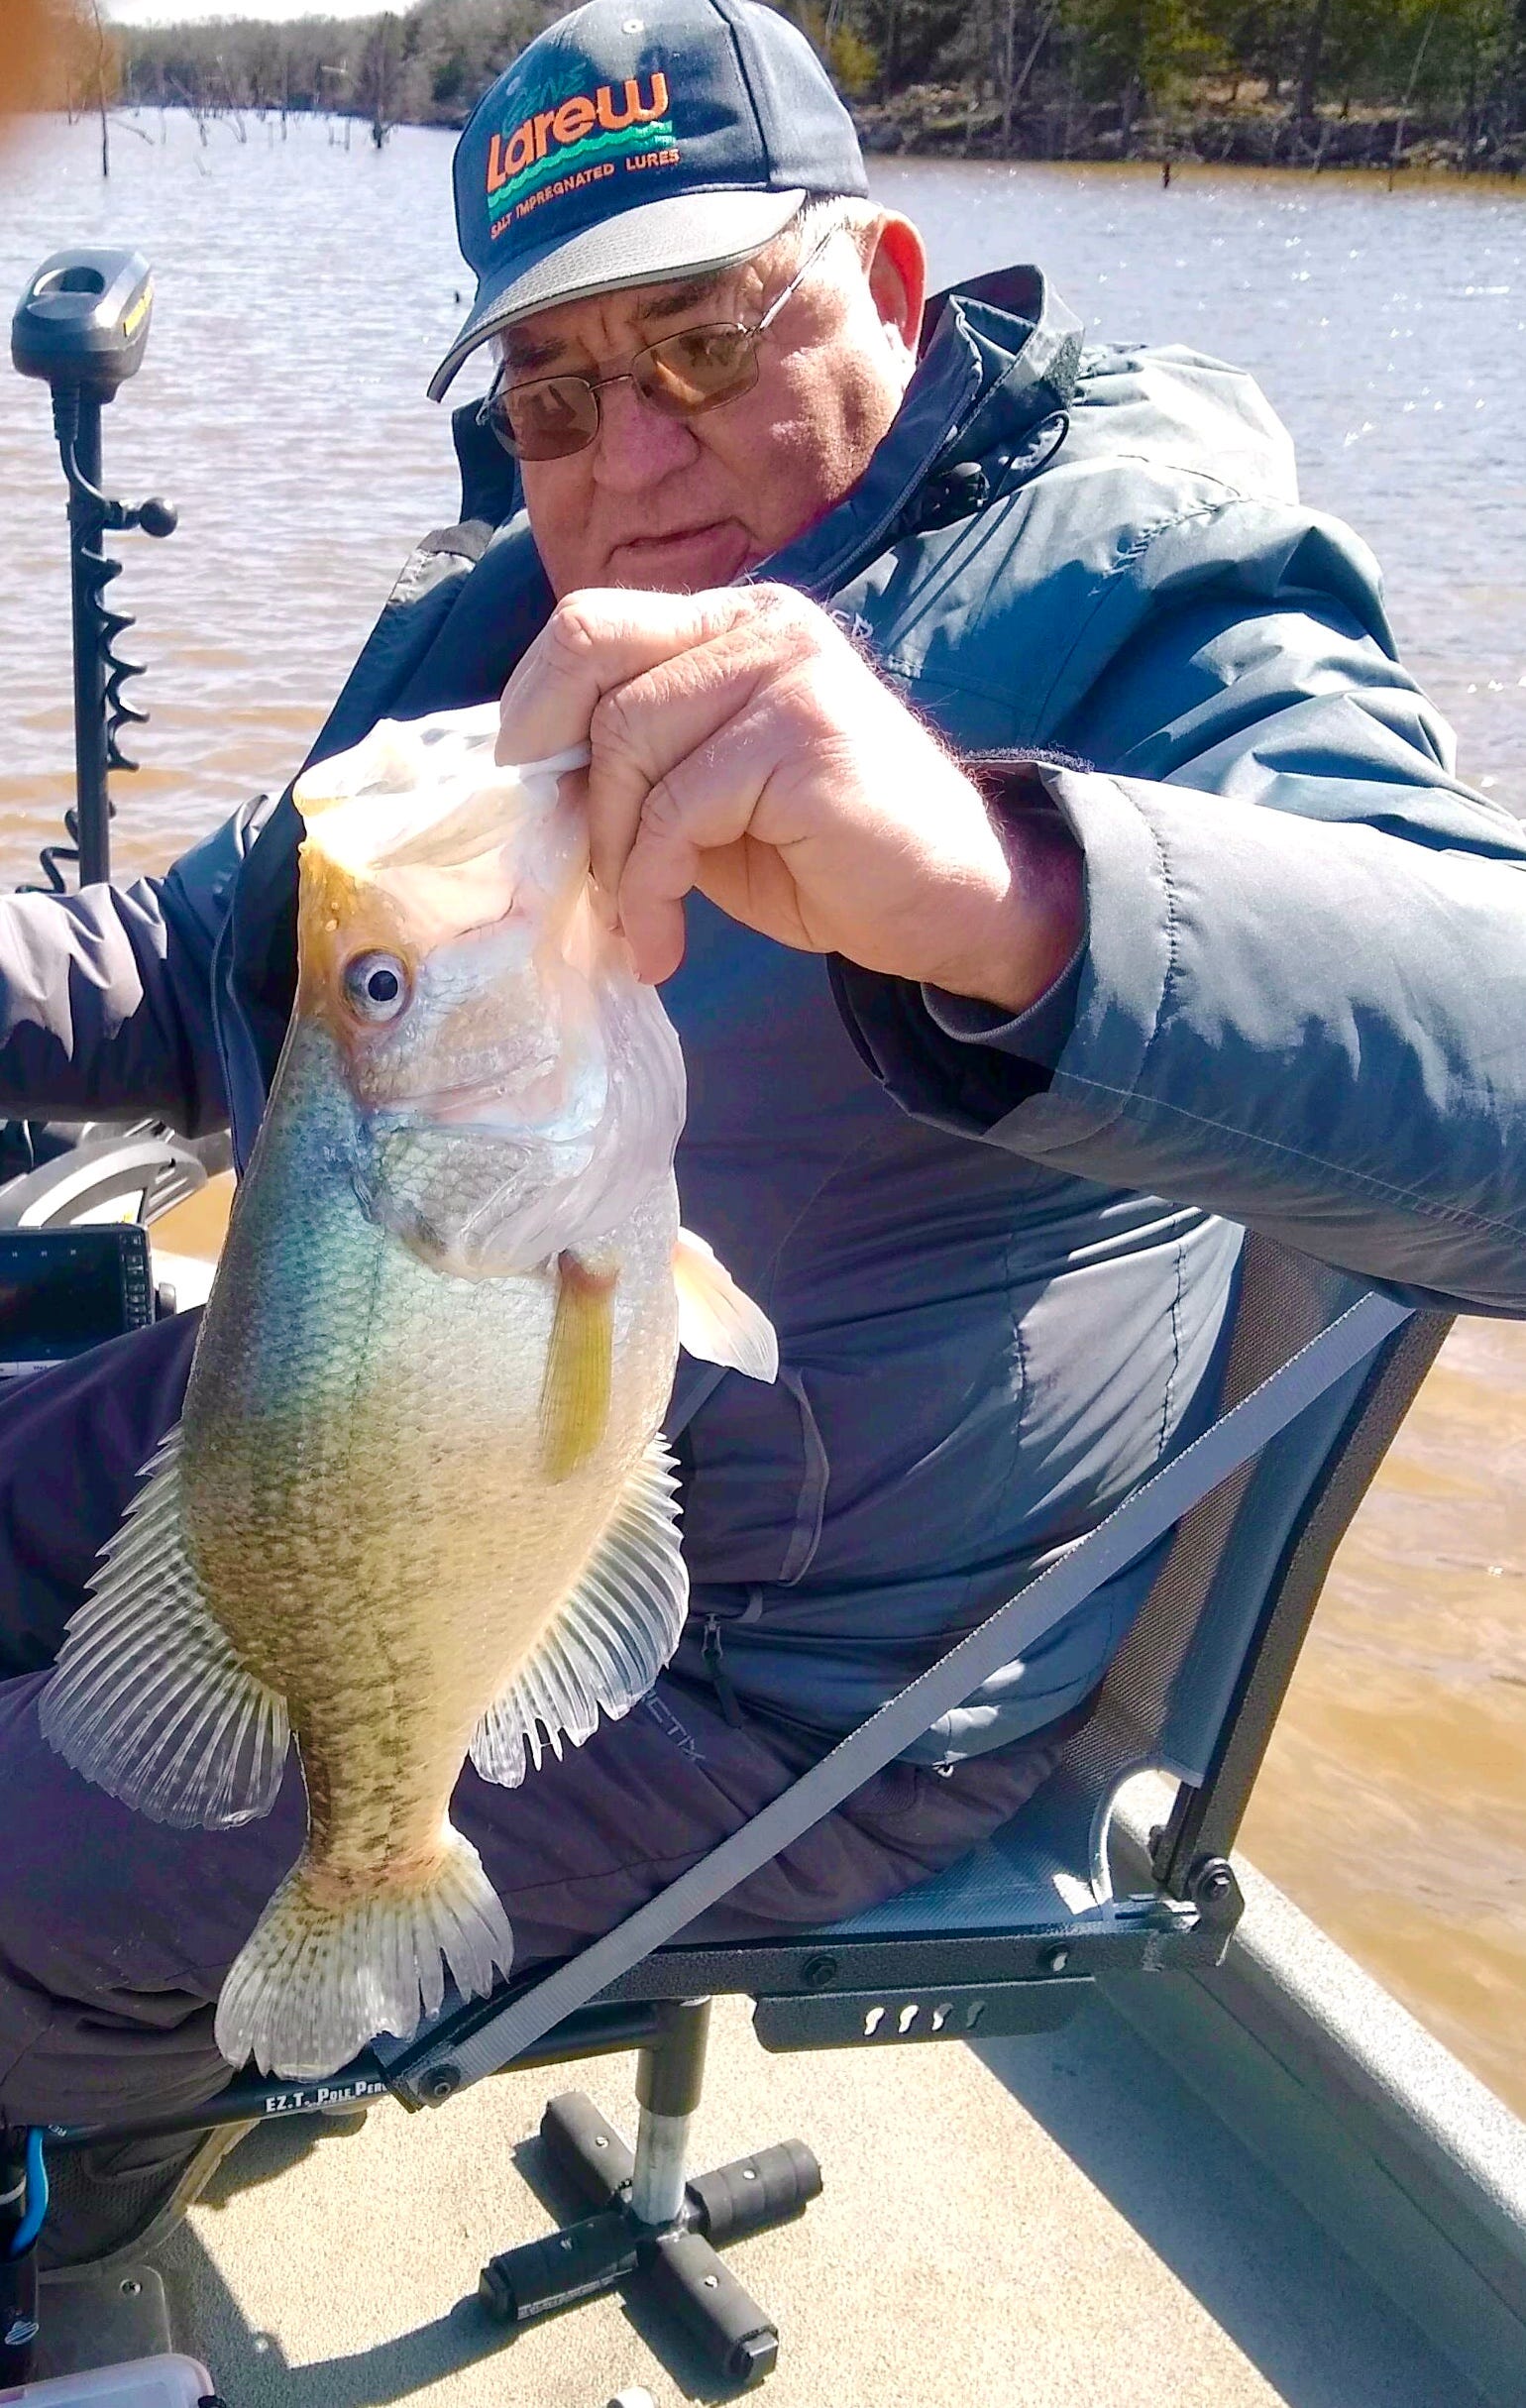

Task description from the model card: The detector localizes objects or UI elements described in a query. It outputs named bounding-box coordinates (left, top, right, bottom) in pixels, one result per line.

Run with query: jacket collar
left=759, top=265, right=1084, bottom=599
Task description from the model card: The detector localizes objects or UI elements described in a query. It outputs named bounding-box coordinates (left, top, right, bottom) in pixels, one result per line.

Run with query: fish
left=38, top=702, right=778, bottom=2081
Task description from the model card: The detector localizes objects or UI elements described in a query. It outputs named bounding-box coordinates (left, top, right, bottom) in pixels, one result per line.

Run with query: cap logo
left=486, top=71, right=678, bottom=235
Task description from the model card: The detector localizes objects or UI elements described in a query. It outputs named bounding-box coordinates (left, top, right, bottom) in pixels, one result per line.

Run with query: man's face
left=500, top=210, right=926, bottom=598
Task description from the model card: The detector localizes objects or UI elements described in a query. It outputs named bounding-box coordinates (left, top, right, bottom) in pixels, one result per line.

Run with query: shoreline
left=851, top=92, right=1525, bottom=180
left=72, top=98, right=1526, bottom=191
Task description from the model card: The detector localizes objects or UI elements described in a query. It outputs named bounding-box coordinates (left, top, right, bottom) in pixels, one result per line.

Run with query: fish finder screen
left=0, top=1230, right=153, bottom=1362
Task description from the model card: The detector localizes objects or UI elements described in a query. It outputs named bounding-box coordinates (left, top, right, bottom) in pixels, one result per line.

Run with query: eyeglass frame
left=476, top=218, right=845, bottom=462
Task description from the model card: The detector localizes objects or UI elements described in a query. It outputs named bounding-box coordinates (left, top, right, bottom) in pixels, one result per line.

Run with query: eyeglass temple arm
left=755, top=222, right=842, bottom=334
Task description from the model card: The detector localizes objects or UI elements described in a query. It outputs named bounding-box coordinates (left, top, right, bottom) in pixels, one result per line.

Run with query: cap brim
left=428, top=186, right=805, bottom=402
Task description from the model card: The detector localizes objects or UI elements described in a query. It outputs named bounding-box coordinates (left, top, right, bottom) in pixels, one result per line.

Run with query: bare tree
left=87, top=0, right=111, bottom=175
left=1390, top=0, right=1440, bottom=183
left=1292, top=0, right=1331, bottom=124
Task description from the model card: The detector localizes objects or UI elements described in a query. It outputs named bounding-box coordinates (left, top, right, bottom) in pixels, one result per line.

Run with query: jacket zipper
left=701, top=1616, right=746, bottom=1729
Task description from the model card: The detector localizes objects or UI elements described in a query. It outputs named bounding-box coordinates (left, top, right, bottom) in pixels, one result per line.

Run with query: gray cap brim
left=428, top=184, right=805, bottom=402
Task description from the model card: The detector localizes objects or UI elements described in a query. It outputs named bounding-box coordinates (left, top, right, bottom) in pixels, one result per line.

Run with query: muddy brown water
left=2, top=113, right=1524, bottom=2110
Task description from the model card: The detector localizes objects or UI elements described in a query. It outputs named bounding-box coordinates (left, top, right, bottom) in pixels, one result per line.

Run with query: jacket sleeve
left=834, top=506, right=1526, bottom=1315
left=0, top=799, right=272, bottom=1137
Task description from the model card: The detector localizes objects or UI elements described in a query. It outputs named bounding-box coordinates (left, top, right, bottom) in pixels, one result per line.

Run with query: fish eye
left=341, top=950, right=411, bottom=1024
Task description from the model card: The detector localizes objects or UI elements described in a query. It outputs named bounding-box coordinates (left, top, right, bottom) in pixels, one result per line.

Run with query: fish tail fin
left=214, top=1825, right=513, bottom=2079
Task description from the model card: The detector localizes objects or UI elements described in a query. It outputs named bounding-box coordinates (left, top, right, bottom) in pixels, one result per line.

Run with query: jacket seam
left=879, top=494, right=1260, bottom=725
left=1033, top=777, right=1178, bottom=1152
left=1060, top=435, right=1261, bottom=506
left=1157, top=1235, right=1185, bottom=1458
left=764, top=1120, right=902, bottom=1293
left=1030, top=495, right=1258, bottom=732
left=1040, top=1073, right=1526, bottom=1246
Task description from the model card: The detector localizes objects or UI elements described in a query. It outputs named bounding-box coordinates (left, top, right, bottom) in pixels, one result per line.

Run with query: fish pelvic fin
left=673, top=1228, right=779, bottom=1383
left=38, top=1427, right=290, bottom=1830
left=470, top=1435, right=687, bottom=1789
left=215, top=1824, right=513, bottom=2078
left=539, top=1251, right=616, bottom=1482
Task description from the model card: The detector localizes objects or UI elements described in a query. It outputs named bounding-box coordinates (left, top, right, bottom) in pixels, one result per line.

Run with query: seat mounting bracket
left=479, top=2001, right=819, bottom=2390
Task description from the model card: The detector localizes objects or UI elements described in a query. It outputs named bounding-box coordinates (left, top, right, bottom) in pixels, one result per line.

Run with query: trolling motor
left=11, top=246, right=177, bottom=888
left=0, top=258, right=214, bottom=1386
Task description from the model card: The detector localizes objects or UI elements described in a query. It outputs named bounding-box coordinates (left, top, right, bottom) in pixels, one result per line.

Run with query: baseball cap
left=427, top=0, right=868, bottom=402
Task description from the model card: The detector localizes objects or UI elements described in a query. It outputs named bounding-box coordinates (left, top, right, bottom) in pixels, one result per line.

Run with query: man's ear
left=866, top=213, right=927, bottom=365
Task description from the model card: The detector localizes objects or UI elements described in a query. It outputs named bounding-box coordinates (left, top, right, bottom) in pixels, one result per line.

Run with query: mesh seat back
left=1057, top=1234, right=1437, bottom=1828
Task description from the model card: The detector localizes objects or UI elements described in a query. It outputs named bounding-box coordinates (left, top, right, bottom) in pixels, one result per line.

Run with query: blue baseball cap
left=427, top=0, right=868, bottom=401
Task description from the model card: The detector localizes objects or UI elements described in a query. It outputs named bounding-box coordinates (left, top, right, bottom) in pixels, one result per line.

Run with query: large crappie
left=39, top=704, right=776, bottom=2080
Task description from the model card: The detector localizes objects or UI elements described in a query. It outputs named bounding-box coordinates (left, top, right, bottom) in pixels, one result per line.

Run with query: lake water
left=1, top=110, right=1524, bottom=2111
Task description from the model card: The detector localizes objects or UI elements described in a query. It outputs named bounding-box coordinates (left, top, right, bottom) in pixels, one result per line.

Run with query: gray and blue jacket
left=5, top=266, right=1525, bottom=1757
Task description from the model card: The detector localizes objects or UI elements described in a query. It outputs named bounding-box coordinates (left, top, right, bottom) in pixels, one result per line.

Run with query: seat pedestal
left=479, top=2001, right=820, bottom=2390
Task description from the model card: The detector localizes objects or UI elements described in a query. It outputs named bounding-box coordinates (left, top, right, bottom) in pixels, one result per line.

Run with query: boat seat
left=3, top=1180, right=1451, bottom=2391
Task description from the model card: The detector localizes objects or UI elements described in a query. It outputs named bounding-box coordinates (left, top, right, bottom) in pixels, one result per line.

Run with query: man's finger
left=495, top=586, right=761, bottom=767
left=582, top=625, right=790, bottom=904
left=615, top=703, right=808, bottom=980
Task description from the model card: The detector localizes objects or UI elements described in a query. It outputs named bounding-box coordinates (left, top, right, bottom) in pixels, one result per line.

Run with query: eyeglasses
left=478, top=223, right=840, bottom=464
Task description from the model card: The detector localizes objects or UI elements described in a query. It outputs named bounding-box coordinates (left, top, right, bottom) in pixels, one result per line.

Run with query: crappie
left=39, top=703, right=777, bottom=2080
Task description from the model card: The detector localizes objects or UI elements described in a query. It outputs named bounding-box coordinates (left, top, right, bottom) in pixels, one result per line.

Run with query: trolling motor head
left=11, top=247, right=156, bottom=402
left=11, top=246, right=175, bottom=536
left=10, top=245, right=177, bottom=888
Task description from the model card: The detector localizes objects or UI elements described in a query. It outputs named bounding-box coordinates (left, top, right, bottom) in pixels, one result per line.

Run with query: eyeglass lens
left=499, top=376, right=601, bottom=459
left=492, top=320, right=764, bottom=461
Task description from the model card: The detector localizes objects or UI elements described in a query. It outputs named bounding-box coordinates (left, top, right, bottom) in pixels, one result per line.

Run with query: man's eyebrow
left=636, top=268, right=735, bottom=326
left=500, top=269, right=741, bottom=379
left=500, top=327, right=570, bottom=377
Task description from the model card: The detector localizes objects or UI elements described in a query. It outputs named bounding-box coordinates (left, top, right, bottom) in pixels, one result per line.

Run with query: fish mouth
left=369, top=1076, right=533, bottom=1131
left=361, top=1046, right=595, bottom=1137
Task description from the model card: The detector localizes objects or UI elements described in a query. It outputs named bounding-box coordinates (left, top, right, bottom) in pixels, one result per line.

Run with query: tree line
left=94, top=0, right=1526, bottom=173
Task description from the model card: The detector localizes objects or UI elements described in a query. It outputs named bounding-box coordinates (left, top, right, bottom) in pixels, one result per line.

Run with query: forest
left=48, top=0, right=1526, bottom=173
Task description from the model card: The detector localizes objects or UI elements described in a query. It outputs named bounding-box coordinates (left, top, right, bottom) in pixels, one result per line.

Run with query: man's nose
left=591, top=378, right=700, bottom=491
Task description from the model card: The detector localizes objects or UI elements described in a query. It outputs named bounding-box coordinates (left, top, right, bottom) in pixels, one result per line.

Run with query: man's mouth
left=607, top=519, right=754, bottom=585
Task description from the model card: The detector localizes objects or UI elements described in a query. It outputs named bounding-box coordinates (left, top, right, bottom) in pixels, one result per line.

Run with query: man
left=1, top=0, right=1524, bottom=2266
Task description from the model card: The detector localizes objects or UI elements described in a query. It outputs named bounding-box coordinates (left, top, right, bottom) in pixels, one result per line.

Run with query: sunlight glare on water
left=1, top=113, right=1525, bottom=2111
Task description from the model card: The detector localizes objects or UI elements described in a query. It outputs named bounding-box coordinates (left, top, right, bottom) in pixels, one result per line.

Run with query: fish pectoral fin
left=539, top=1251, right=616, bottom=1482
left=673, top=1227, right=779, bottom=1383
left=471, top=1436, right=688, bottom=1789
left=38, top=1425, right=290, bottom=1830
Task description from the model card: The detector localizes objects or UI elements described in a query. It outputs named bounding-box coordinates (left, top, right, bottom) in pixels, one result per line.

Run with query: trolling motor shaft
left=11, top=247, right=177, bottom=889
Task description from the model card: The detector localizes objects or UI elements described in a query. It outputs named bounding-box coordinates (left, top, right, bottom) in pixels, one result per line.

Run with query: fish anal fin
left=38, top=1425, right=290, bottom=1830
left=673, top=1228, right=779, bottom=1383
left=539, top=1251, right=616, bottom=1481
left=471, top=1437, right=687, bottom=1789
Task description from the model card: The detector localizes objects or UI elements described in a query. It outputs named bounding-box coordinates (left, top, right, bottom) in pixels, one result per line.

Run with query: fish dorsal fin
left=38, top=1426, right=290, bottom=1830
left=470, top=1438, right=688, bottom=1789
left=673, top=1228, right=779, bottom=1383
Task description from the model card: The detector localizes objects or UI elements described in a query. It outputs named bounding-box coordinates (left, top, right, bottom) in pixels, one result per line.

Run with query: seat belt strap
left=401, top=1287, right=1412, bottom=2096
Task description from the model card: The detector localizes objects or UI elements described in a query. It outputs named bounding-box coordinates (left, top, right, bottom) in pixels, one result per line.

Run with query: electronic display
left=0, top=1227, right=154, bottom=1364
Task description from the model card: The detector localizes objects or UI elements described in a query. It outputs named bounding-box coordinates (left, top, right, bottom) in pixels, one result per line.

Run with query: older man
left=1, top=0, right=1524, bottom=2265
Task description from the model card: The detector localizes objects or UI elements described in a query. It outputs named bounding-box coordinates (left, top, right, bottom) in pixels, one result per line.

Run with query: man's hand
left=497, top=585, right=1083, bottom=1013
